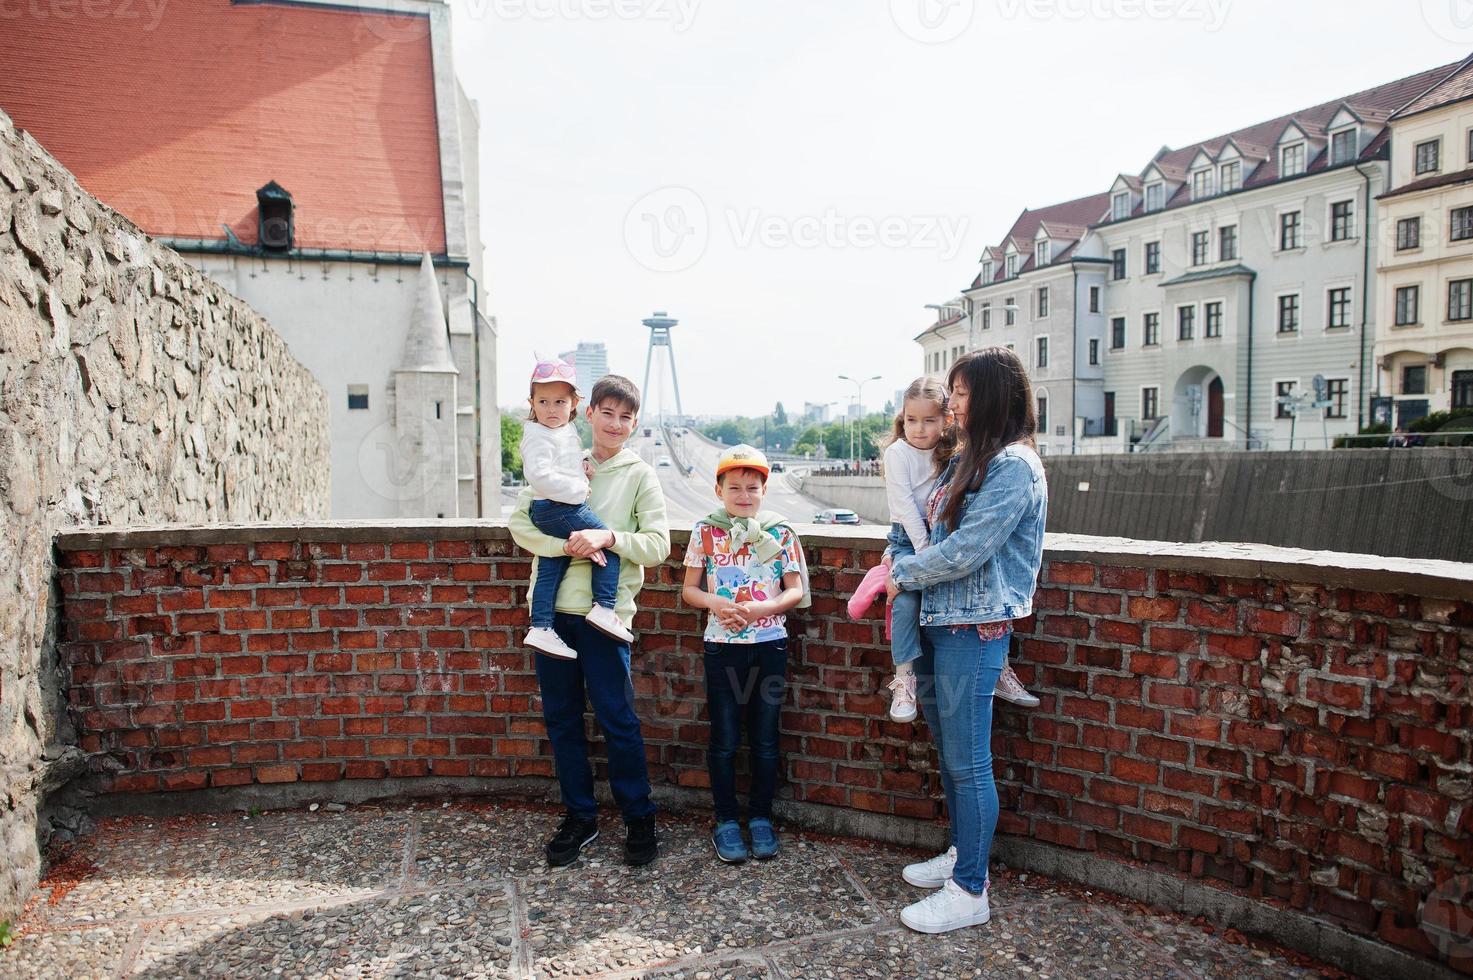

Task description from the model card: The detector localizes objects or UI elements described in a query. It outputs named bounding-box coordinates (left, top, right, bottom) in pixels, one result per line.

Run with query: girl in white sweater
left=520, top=355, right=631, bottom=660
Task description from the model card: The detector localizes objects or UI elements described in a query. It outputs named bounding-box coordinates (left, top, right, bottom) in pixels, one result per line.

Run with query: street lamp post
left=838, top=373, right=882, bottom=466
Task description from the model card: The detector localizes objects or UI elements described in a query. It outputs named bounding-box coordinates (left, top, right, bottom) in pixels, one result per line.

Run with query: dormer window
left=1281, top=143, right=1306, bottom=178
left=1035, top=240, right=1050, bottom=266
left=1219, top=161, right=1241, bottom=192
left=1191, top=169, right=1213, bottom=200
left=1145, top=182, right=1164, bottom=212
left=1006, top=253, right=1018, bottom=278
left=981, top=260, right=994, bottom=283
left=1330, top=128, right=1358, bottom=165
left=255, top=180, right=295, bottom=252
left=1111, top=191, right=1131, bottom=221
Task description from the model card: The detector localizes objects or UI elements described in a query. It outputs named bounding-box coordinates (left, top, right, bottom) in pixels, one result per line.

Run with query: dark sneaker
left=546, top=813, right=599, bottom=867
left=748, top=817, right=779, bottom=860
left=711, top=820, right=748, bottom=863
left=624, top=815, right=658, bottom=867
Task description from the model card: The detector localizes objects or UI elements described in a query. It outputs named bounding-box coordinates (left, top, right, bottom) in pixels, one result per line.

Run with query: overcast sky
left=450, top=0, right=1467, bottom=420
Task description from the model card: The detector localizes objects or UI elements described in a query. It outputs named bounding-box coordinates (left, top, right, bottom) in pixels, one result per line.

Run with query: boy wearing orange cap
left=681, top=444, right=806, bottom=863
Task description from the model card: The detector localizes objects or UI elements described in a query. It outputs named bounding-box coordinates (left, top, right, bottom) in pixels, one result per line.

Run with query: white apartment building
left=559, top=342, right=612, bottom=400
left=919, top=57, right=1463, bottom=454
left=1375, top=55, right=1473, bottom=424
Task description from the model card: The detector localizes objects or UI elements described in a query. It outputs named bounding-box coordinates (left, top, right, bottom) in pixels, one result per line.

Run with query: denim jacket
left=889, top=444, right=1047, bottom=627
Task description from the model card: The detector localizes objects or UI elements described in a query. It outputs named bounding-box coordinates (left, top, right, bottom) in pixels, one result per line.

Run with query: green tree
left=499, top=411, right=524, bottom=480
left=774, top=401, right=787, bottom=426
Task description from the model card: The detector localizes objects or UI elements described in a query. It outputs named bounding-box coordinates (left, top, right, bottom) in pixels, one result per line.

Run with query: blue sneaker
left=748, top=818, right=779, bottom=860
left=711, top=820, right=748, bottom=863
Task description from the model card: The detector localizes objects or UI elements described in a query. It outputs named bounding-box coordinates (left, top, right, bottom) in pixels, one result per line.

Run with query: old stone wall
left=50, top=522, right=1473, bottom=975
left=0, top=104, right=330, bottom=923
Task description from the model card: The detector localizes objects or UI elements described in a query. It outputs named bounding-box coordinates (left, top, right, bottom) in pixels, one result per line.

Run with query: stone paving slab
left=2, top=800, right=1347, bottom=980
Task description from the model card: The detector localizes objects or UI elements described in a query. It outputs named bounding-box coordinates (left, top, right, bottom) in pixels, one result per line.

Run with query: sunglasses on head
left=531, top=361, right=576, bottom=382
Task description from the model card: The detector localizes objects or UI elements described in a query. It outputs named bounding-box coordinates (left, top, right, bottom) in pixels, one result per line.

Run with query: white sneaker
left=585, top=605, right=634, bottom=644
left=902, top=845, right=957, bottom=888
left=995, top=663, right=1040, bottom=708
left=900, top=878, right=991, bottom=934
left=887, top=672, right=918, bottom=723
left=526, top=627, right=577, bottom=660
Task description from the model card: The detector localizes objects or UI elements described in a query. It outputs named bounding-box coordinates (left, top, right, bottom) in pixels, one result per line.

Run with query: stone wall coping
left=53, top=521, right=1473, bottom=600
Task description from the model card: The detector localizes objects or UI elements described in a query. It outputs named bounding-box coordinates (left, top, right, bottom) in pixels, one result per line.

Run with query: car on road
left=813, top=508, right=860, bottom=525
left=657, top=456, right=673, bottom=468
left=654, top=437, right=662, bottom=446
left=643, top=427, right=652, bottom=437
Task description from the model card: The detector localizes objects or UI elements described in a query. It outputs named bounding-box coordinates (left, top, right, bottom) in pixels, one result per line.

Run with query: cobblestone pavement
left=2, top=801, right=1346, bottom=979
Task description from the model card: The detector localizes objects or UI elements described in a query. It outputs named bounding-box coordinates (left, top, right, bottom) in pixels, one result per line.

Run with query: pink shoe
left=995, top=664, right=1040, bottom=707
left=847, top=564, right=889, bottom=619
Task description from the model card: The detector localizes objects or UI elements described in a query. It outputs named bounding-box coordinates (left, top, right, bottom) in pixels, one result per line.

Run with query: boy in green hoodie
left=508, top=375, right=671, bottom=869
left=681, top=444, right=805, bottom=863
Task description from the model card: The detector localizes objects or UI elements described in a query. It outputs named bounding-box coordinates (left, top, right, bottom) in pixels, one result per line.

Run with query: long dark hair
left=935, top=347, right=1036, bottom=532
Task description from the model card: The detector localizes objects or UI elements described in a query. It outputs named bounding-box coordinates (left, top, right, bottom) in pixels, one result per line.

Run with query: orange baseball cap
left=715, top=444, right=771, bottom=480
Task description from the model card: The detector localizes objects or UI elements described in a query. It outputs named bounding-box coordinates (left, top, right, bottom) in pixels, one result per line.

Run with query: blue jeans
left=528, top=499, right=620, bottom=628
left=915, top=625, right=1007, bottom=895
left=887, top=523, right=922, bottom=667
left=534, top=613, right=655, bottom=822
left=703, top=639, right=788, bottom=822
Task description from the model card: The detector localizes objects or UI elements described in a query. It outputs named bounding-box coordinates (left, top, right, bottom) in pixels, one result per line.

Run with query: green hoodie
left=508, top=447, right=672, bottom=628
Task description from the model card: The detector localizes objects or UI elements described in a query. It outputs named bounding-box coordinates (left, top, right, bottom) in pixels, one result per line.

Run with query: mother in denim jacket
left=885, top=346, right=1048, bottom=935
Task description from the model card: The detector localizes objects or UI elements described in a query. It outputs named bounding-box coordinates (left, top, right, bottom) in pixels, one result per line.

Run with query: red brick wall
left=55, top=527, right=1473, bottom=970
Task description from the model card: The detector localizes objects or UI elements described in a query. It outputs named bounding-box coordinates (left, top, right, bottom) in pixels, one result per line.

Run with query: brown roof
left=972, top=192, right=1111, bottom=285
left=1393, top=55, right=1473, bottom=120
left=1378, top=165, right=1473, bottom=200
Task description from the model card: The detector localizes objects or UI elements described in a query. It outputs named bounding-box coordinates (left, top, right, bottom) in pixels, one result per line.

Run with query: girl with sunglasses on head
left=521, top=354, right=632, bottom=660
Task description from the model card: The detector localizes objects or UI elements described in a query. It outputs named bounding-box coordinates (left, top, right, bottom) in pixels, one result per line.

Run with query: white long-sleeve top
left=521, top=421, right=588, bottom=505
left=884, top=439, right=938, bottom=551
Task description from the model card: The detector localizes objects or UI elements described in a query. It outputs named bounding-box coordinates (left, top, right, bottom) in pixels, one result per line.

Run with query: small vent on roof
left=256, top=181, right=294, bottom=252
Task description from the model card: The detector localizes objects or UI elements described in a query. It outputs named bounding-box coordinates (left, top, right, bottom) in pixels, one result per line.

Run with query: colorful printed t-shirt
left=684, top=520, right=803, bottom=644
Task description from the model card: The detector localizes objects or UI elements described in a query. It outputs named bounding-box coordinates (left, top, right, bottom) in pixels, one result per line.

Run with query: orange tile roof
left=0, top=0, right=446, bottom=253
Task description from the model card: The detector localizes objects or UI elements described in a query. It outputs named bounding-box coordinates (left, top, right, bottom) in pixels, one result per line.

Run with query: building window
left=1205, top=301, right=1223, bottom=338
left=1037, top=395, right=1048, bottom=431
left=1036, top=336, right=1049, bottom=368
left=1415, top=139, right=1441, bottom=175
left=1275, top=380, right=1297, bottom=419
left=1220, top=161, right=1241, bottom=192
left=1006, top=254, right=1018, bottom=278
left=1112, top=191, right=1131, bottom=220
left=1278, top=294, right=1300, bottom=333
left=1191, top=230, right=1210, bottom=266
left=434, top=401, right=443, bottom=420
left=1331, top=200, right=1355, bottom=242
left=1037, top=286, right=1050, bottom=318
left=981, top=303, right=992, bottom=329
left=1403, top=365, right=1427, bottom=395
left=1219, top=225, right=1238, bottom=261
left=1145, top=241, right=1161, bottom=274
left=1111, top=316, right=1126, bottom=350
left=1036, top=240, right=1050, bottom=266
left=1452, top=206, right=1473, bottom=242
left=1450, top=278, right=1473, bottom=321
left=1453, top=370, right=1473, bottom=409
left=1281, top=143, right=1306, bottom=177
left=1395, top=285, right=1420, bottom=326
left=1325, top=378, right=1348, bottom=419
left=1005, top=298, right=1017, bottom=326
left=1088, top=338, right=1100, bottom=365
left=1397, top=216, right=1422, bottom=251
left=1327, top=287, right=1352, bottom=329
left=1145, top=182, right=1164, bottom=212
left=1178, top=305, right=1196, bottom=340
left=1469, top=130, right=1473, bottom=164
left=1143, top=311, right=1160, bottom=346
left=1192, top=169, right=1213, bottom=200
left=1331, top=129, right=1357, bottom=165
left=981, top=260, right=994, bottom=282
left=1111, top=249, right=1127, bottom=280
left=347, top=385, right=369, bottom=410
left=1142, top=387, right=1160, bottom=420
left=1280, top=211, right=1302, bottom=250
left=1089, top=285, right=1101, bottom=313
